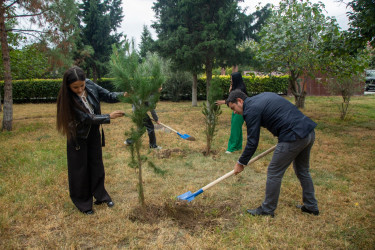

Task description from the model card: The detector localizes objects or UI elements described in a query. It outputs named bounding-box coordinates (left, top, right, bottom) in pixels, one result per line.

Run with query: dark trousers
left=261, top=130, right=318, bottom=213
left=143, top=114, right=157, bottom=147
left=67, top=125, right=111, bottom=212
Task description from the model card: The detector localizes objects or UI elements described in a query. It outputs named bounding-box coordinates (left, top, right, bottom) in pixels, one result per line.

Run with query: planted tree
left=257, top=0, right=339, bottom=108
left=110, top=41, right=165, bottom=206
left=202, top=78, right=223, bottom=155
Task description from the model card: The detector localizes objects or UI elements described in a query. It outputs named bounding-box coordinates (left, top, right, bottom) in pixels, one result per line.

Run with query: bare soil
left=128, top=198, right=241, bottom=233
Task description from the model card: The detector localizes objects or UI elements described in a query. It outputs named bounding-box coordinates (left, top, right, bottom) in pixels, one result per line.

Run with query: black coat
left=239, top=92, right=317, bottom=165
left=71, top=79, right=122, bottom=139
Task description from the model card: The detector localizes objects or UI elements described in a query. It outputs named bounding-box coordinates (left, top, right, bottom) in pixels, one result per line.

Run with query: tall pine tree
left=139, top=25, right=155, bottom=59
left=79, top=0, right=123, bottom=81
left=152, top=0, right=270, bottom=106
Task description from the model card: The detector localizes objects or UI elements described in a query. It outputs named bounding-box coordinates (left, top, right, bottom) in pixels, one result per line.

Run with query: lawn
left=0, top=95, right=374, bottom=248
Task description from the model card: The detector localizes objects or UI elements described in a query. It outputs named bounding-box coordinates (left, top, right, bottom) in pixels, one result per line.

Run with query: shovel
left=159, top=122, right=195, bottom=141
left=177, top=145, right=277, bottom=202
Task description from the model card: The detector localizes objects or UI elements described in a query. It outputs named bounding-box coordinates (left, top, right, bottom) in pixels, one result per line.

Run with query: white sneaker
left=150, top=145, right=162, bottom=150
left=124, top=139, right=133, bottom=145
left=225, top=151, right=232, bottom=154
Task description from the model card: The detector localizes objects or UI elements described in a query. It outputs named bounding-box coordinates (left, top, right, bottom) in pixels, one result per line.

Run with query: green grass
left=0, top=95, right=374, bottom=248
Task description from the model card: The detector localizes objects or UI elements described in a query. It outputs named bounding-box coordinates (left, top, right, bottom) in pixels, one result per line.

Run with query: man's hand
left=234, top=162, right=245, bottom=175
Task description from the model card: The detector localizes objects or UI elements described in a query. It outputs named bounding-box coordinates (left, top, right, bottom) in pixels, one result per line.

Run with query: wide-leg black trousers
left=67, top=125, right=111, bottom=212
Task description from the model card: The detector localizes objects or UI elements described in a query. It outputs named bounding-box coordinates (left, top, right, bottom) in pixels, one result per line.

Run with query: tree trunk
left=136, top=143, right=145, bottom=207
left=0, top=90, right=2, bottom=112
left=192, top=73, right=198, bottom=107
left=289, top=70, right=306, bottom=109
left=205, top=135, right=211, bottom=155
left=205, top=58, right=213, bottom=106
left=93, top=65, right=98, bottom=83
left=294, top=94, right=306, bottom=109
left=0, top=7, right=13, bottom=131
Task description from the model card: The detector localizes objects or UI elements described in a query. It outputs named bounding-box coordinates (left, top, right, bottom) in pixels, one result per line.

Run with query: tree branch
left=5, top=0, right=18, bottom=10
left=7, top=29, right=49, bottom=34
left=7, top=11, right=47, bottom=19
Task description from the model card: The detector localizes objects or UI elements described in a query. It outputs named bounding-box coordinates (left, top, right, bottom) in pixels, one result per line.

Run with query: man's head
left=226, top=89, right=248, bottom=115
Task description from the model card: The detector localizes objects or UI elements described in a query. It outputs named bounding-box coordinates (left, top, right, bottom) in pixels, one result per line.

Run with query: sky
left=120, top=0, right=351, bottom=49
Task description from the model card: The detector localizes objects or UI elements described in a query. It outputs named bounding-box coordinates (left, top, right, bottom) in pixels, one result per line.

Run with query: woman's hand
left=123, top=92, right=129, bottom=97
left=110, top=110, right=125, bottom=119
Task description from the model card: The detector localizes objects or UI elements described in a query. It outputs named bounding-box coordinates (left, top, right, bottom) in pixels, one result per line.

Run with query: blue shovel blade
left=177, top=132, right=191, bottom=140
left=177, top=189, right=203, bottom=202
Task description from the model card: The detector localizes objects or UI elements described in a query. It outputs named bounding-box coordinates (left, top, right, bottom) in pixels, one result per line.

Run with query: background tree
left=0, top=0, right=79, bottom=131
left=256, top=0, right=339, bottom=108
left=319, top=29, right=370, bottom=119
left=39, top=0, right=80, bottom=76
left=78, top=0, right=123, bottom=81
left=217, top=4, right=272, bottom=72
left=152, top=0, right=269, bottom=106
left=110, top=41, right=166, bottom=207
left=162, top=69, right=193, bottom=102
left=139, top=25, right=155, bottom=60
left=346, top=0, right=375, bottom=48
left=0, top=44, right=49, bottom=79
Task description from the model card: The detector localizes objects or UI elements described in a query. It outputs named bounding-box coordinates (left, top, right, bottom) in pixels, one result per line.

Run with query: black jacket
left=72, top=79, right=122, bottom=139
left=239, top=92, right=316, bottom=165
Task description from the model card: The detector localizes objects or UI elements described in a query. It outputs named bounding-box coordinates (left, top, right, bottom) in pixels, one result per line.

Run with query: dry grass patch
left=0, top=96, right=374, bottom=248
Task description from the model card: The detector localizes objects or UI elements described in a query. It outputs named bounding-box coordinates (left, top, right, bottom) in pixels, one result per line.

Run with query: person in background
left=124, top=87, right=162, bottom=149
left=216, top=72, right=248, bottom=154
left=226, top=89, right=319, bottom=217
left=56, top=66, right=125, bottom=215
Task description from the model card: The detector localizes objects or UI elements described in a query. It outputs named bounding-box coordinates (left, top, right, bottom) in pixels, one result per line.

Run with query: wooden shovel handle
left=159, top=122, right=178, bottom=134
left=201, top=145, right=277, bottom=191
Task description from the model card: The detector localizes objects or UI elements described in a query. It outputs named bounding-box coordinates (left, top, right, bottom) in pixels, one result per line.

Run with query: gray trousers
left=261, top=130, right=318, bottom=213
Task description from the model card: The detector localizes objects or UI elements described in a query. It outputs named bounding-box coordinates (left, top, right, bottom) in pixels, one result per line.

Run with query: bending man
left=226, top=89, right=319, bottom=217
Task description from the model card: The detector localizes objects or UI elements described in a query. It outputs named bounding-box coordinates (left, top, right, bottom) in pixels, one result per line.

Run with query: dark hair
left=226, top=89, right=248, bottom=106
left=56, top=66, right=86, bottom=140
left=231, top=72, right=248, bottom=95
left=64, top=66, right=86, bottom=86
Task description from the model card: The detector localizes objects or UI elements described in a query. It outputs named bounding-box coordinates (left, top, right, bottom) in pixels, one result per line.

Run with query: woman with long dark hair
left=57, top=66, right=125, bottom=214
left=216, top=72, right=248, bottom=153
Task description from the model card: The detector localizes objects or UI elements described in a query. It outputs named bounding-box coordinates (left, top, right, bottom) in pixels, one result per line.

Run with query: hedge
left=0, top=75, right=289, bottom=103
left=0, top=78, right=115, bottom=103
left=197, top=75, right=289, bottom=99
